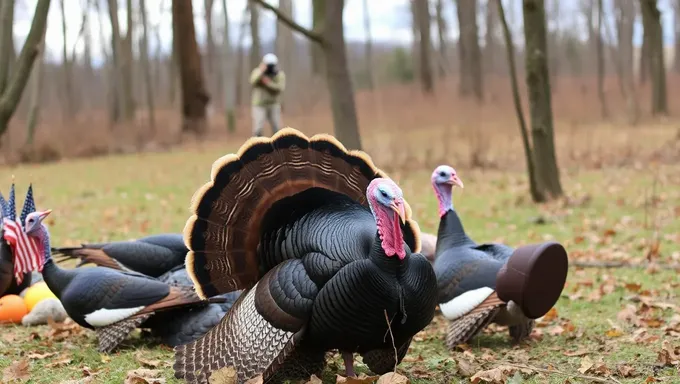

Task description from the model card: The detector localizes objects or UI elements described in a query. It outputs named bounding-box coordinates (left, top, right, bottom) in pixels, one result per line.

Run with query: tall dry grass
left=1, top=74, right=678, bottom=171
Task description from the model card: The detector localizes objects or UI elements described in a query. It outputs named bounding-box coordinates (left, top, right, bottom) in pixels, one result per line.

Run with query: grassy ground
left=0, top=135, right=679, bottom=384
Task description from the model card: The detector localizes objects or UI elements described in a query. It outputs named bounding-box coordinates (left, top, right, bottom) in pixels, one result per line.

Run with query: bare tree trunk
left=311, top=0, right=325, bottom=76
left=169, top=32, right=178, bottom=106
left=0, top=0, right=51, bottom=138
left=235, top=5, right=249, bottom=107
left=498, top=0, right=542, bottom=202
left=435, top=0, right=448, bottom=77
left=139, top=0, right=155, bottom=133
left=121, top=0, right=135, bottom=119
left=410, top=0, right=420, bottom=78
left=107, top=0, right=125, bottom=122
left=0, top=1, right=16, bottom=96
left=414, top=0, right=434, bottom=93
left=361, top=0, right=374, bottom=90
left=95, top=0, right=116, bottom=124
left=640, top=0, right=667, bottom=115
left=204, top=0, right=217, bottom=99
left=221, top=0, right=236, bottom=132
left=522, top=0, right=563, bottom=201
left=275, top=0, right=294, bottom=103
left=249, top=1, right=262, bottom=70
left=596, top=0, right=608, bottom=118
left=457, top=0, right=483, bottom=101
left=546, top=0, right=559, bottom=91
left=173, top=0, right=210, bottom=135
left=639, top=25, right=650, bottom=84
left=60, top=0, right=75, bottom=118
left=25, top=20, right=47, bottom=147
left=613, top=0, right=639, bottom=125
left=485, top=0, right=499, bottom=74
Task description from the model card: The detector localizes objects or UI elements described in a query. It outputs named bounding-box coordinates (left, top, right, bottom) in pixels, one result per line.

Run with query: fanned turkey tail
left=177, top=128, right=422, bottom=383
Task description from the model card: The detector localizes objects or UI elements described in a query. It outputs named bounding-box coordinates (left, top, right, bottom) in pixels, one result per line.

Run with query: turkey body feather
left=51, top=233, right=187, bottom=277
left=175, top=128, right=438, bottom=384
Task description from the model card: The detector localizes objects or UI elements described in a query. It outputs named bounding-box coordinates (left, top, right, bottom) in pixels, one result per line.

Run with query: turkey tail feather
left=185, top=128, right=422, bottom=298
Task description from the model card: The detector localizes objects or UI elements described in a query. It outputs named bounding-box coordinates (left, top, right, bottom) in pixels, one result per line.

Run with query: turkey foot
left=342, top=351, right=356, bottom=377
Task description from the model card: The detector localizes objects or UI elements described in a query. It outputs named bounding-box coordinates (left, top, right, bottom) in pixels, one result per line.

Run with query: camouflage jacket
left=249, top=67, right=286, bottom=106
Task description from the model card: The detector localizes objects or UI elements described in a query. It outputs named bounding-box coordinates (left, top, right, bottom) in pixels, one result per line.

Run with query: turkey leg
left=342, top=351, right=356, bottom=377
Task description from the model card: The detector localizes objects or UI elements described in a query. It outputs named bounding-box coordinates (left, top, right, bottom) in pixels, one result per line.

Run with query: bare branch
left=0, top=0, right=51, bottom=135
left=250, top=0, right=324, bottom=45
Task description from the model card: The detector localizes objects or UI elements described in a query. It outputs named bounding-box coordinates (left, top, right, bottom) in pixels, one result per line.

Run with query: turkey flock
left=0, top=128, right=569, bottom=384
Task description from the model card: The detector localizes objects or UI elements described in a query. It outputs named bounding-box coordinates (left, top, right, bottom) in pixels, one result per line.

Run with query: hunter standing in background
left=249, top=54, right=286, bottom=137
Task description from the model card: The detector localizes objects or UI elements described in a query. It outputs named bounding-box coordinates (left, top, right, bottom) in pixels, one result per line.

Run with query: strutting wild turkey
left=52, top=233, right=187, bottom=278
left=429, top=165, right=569, bottom=348
left=174, top=128, right=439, bottom=384
left=1, top=183, right=34, bottom=297
left=13, top=190, right=229, bottom=352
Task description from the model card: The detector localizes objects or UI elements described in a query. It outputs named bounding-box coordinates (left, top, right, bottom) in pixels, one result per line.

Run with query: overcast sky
left=11, top=0, right=677, bottom=66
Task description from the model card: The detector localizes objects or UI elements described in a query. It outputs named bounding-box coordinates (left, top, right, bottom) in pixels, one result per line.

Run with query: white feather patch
left=84, top=306, right=145, bottom=327
left=439, top=287, right=494, bottom=320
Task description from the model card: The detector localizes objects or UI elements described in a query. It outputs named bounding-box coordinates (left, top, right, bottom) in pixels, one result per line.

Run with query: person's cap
left=263, top=53, right=278, bottom=65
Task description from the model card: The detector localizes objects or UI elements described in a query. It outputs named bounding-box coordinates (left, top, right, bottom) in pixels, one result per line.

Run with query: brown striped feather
left=184, top=127, right=422, bottom=299
left=444, top=291, right=506, bottom=348
left=69, top=248, right=123, bottom=270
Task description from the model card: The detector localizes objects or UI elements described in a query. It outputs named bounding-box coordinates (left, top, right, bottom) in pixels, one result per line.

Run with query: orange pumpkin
left=0, top=294, right=29, bottom=324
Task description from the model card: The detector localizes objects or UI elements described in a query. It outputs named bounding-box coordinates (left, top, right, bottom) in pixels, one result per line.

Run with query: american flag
left=2, top=218, right=43, bottom=284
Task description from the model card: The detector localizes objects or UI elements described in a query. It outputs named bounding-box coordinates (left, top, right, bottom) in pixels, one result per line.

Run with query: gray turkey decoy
left=15, top=199, right=226, bottom=353
left=429, top=165, right=569, bottom=349
left=1, top=183, right=35, bottom=297
left=173, top=128, right=439, bottom=384
left=52, top=233, right=187, bottom=278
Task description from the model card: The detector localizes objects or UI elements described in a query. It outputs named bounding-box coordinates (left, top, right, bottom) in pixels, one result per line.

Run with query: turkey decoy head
left=367, top=178, right=408, bottom=260
left=24, top=210, right=51, bottom=237
left=431, top=165, right=464, bottom=218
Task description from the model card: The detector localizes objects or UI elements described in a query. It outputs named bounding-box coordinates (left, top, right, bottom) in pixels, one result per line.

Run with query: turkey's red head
left=367, top=178, right=406, bottom=260
left=431, top=165, right=464, bottom=218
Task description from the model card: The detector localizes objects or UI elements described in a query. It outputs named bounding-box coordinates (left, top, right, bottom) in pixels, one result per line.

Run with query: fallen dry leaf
left=2, top=359, right=29, bottom=383
left=578, top=356, right=594, bottom=374
left=124, top=368, right=165, bottom=384
left=207, top=367, right=237, bottom=384
left=617, top=364, right=636, bottom=378
left=134, top=352, right=162, bottom=368
left=563, top=348, right=589, bottom=357
left=470, top=365, right=534, bottom=384
left=617, top=304, right=641, bottom=326
left=26, top=351, right=58, bottom=360
left=335, top=373, right=380, bottom=383
left=605, top=328, right=624, bottom=338
left=455, top=357, right=477, bottom=377
left=657, top=340, right=680, bottom=367
left=376, top=372, right=409, bottom=384
left=305, top=375, right=323, bottom=384
left=46, top=357, right=73, bottom=368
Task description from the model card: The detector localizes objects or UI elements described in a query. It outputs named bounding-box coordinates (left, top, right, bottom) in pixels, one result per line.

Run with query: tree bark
left=640, top=0, right=668, bottom=115
left=172, top=0, right=210, bottom=135
left=0, top=0, right=51, bottom=137
left=435, top=0, right=448, bottom=77
left=0, top=1, right=16, bottom=96
left=60, top=0, right=75, bottom=118
left=248, top=1, right=262, bottom=71
left=221, top=0, right=236, bottom=132
left=498, top=0, right=542, bottom=202
left=613, top=0, right=639, bottom=125
left=122, top=0, right=135, bottom=119
left=361, top=0, right=374, bottom=90
left=26, top=25, right=47, bottom=147
left=522, top=0, right=563, bottom=201
left=639, top=23, right=650, bottom=84
left=253, top=0, right=362, bottom=150
left=457, top=0, right=483, bottom=101
left=414, top=0, right=434, bottom=94
left=485, top=0, right=499, bottom=74
left=139, top=0, right=155, bottom=132
left=275, top=0, right=295, bottom=103
left=107, top=0, right=125, bottom=122
left=596, top=0, right=607, bottom=118
left=204, top=0, right=218, bottom=101
left=311, top=0, right=325, bottom=76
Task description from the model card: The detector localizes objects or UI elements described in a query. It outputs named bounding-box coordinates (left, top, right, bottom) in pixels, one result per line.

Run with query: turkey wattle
left=18, top=206, right=226, bottom=353
left=0, top=183, right=35, bottom=297
left=430, top=165, right=569, bottom=348
left=174, top=128, right=438, bottom=384
left=52, top=233, right=187, bottom=277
